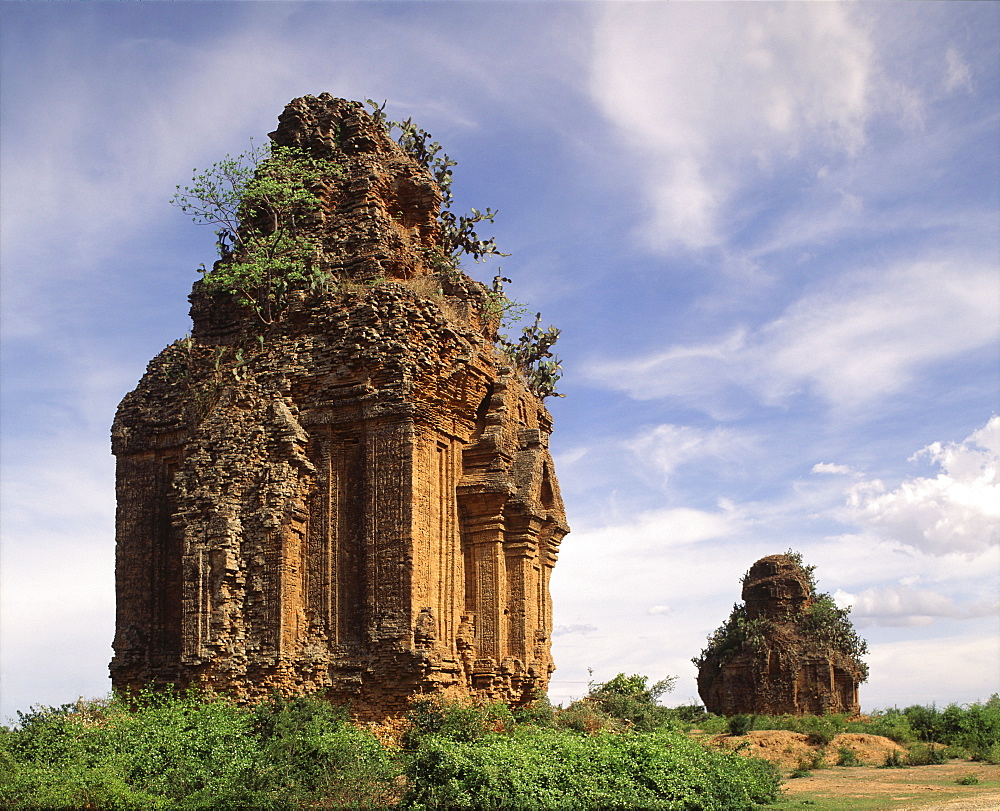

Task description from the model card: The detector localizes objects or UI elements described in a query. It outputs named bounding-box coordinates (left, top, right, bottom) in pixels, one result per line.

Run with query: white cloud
left=757, top=261, right=999, bottom=408
left=944, top=47, right=973, bottom=94
left=863, top=633, right=1000, bottom=708
left=552, top=624, right=598, bottom=637
left=839, top=584, right=999, bottom=627
left=585, top=258, right=999, bottom=412
left=813, top=463, right=853, bottom=476
left=590, top=2, right=878, bottom=251
left=576, top=506, right=743, bottom=557
left=846, top=417, right=1000, bottom=556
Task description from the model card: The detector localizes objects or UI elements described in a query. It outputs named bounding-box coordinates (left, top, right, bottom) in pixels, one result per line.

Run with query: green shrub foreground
left=0, top=690, right=400, bottom=810
left=0, top=687, right=781, bottom=810
left=404, top=726, right=778, bottom=810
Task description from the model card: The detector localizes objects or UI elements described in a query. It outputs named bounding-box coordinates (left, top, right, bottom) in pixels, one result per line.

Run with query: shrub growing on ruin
left=171, top=141, right=342, bottom=325
left=368, top=99, right=564, bottom=399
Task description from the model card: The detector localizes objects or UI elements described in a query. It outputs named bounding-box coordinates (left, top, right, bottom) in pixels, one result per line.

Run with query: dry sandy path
left=779, top=761, right=1000, bottom=810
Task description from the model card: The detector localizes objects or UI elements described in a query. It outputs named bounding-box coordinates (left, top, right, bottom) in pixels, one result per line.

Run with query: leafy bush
left=906, top=742, right=947, bottom=766
left=845, top=697, right=999, bottom=760
left=760, top=713, right=846, bottom=745
left=691, top=713, right=731, bottom=735
left=980, top=742, right=1000, bottom=766
left=882, top=750, right=906, bottom=768
left=511, top=693, right=557, bottom=727
left=836, top=746, right=861, bottom=767
left=251, top=693, right=400, bottom=807
left=401, top=726, right=780, bottom=810
left=727, top=714, right=755, bottom=737
left=0, top=690, right=399, bottom=810
left=553, top=700, right=617, bottom=735
left=576, top=673, right=678, bottom=733
left=402, top=695, right=515, bottom=749
left=552, top=673, right=680, bottom=734
left=790, top=749, right=826, bottom=777
left=935, top=695, right=1000, bottom=762
left=848, top=708, right=915, bottom=744
left=670, top=704, right=708, bottom=724
left=171, top=142, right=342, bottom=324
left=903, top=703, right=943, bottom=742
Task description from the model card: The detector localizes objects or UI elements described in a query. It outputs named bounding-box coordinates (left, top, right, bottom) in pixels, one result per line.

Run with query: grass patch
left=778, top=762, right=1000, bottom=811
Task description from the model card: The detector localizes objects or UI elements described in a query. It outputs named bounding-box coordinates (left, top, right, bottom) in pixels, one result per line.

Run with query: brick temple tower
left=110, top=95, right=569, bottom=716
left=696, top=554, right=865, bottom=716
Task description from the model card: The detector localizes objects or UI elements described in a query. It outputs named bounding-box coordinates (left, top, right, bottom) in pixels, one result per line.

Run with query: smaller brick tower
left=696, top=554, right=866, bottom=716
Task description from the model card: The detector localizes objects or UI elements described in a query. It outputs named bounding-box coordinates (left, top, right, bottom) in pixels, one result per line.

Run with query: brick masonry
left=110, top=95, right=569, bottom=718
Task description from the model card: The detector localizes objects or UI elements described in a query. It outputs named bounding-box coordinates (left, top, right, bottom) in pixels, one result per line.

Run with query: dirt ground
left=780, top=760, right=1000, bottom=810
left=710, top=731, right=1000, bottom=810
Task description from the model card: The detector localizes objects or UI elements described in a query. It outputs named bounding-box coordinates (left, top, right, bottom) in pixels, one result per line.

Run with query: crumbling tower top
left=268, top=94, right=443, bottom=283
left=742, top=554, right=811, bottom=621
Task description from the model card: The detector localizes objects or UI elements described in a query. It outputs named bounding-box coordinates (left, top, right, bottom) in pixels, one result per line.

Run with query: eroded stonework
left=697, top=554, right=864, bottom=716
left=111, top=95, right=569, bottom=717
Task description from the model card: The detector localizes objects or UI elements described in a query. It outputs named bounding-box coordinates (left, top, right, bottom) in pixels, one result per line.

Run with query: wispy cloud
left=944, top=47, right=973, bottom=94
left=589, top=3, right=880, bottom=252
left=584, top=258, right=999, bottom=413
left=626, top=423, right=757, bottom=483
left=813, top=463, right=853, bottom=476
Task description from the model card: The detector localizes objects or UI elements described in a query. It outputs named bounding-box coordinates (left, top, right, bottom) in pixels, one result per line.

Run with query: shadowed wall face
left=110, top=96, right=569, bottom=717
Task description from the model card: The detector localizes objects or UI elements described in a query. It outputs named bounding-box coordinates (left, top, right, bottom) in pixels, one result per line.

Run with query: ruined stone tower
left=110, top=95, right=569, bottom=716
left=696, top=554, right=866, bottom=716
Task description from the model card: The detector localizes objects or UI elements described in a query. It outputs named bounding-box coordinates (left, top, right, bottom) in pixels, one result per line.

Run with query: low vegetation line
left=2, top=679, right=996, bottom=809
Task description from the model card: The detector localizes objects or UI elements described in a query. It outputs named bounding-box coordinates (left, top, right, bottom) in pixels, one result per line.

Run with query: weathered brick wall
left=111, top=95, right=569, bottom=718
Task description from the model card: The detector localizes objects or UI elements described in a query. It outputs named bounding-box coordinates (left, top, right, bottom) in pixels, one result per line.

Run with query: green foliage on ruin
left=173, top=102, right=565, bottom=399
left=692, top=551, right=870, bottom=682
left=368, top=99, right=564, bottom=400
left=692, top=603, right=771, bottom=674
left=171, top=141, right=342, bottom=325
left=498, top=313, right=565, bottom=400
left=367, top=99, right=507, bottom=267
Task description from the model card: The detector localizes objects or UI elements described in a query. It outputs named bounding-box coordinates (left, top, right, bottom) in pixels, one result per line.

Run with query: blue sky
left=1, top=1, right=997, bottom=722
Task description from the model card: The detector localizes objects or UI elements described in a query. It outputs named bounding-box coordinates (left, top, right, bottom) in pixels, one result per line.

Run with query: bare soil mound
left=710, top=729, right=906, bottom=768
